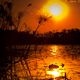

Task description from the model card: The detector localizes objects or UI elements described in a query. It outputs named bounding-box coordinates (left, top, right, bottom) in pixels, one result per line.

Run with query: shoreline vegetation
left=0, top=1, right=80, bottom=45
left=0, top=28, right=80, bottom=45
left=0, top=1, right=80, bottom=79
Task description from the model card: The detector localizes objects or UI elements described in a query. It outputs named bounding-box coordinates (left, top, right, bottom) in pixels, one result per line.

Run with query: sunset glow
left=41, top=0, right=69, bottom=21
left=0, top=0, right=80, bottom=80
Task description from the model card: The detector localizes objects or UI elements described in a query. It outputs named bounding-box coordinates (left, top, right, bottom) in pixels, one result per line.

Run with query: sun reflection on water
left=50, top=45, right=58, bottom=55
left=10, top=45, right=80, bottom=80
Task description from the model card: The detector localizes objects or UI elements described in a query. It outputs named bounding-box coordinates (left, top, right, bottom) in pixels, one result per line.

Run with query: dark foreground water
left=11, top=45, right=80, bottom=80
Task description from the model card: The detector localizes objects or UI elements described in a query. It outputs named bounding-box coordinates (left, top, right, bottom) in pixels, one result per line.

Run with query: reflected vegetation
left=0, top=1, right=80, bottom=80
left=4, top=45, right=80, bottom=80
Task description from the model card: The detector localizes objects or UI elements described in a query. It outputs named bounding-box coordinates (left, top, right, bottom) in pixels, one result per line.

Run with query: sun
left=49, top=4, right=63, bottom=16
left=41, top=0, right=69, bottom=21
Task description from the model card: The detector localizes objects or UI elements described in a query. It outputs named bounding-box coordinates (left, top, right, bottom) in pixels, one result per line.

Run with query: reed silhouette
left=0, top=1, right=80, bottom=79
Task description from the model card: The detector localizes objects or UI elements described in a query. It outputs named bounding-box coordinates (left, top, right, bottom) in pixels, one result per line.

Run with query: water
left=10, top=45, right=80, bottom=80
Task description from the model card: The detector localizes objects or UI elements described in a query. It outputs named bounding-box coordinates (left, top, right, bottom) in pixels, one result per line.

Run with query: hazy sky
left=1, top=0, right=80, bottom=33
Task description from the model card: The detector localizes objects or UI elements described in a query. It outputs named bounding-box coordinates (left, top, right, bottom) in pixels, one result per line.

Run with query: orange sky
left=1, top=0, right=80, bottom=33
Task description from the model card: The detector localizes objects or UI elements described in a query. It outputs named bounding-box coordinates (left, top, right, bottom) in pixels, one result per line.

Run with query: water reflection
left=8, top=45, right=80, bottom=80
left=50, top=46, right=58, bottom=55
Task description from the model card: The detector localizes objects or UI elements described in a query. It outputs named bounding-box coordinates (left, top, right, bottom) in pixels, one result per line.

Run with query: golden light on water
left=47, top=69, right=60, bottom=77
left=50, top=46, right=58, bottom=55
left=47, top=64, right=65, bottom=78
left=41, top=0, right=69, bottom=21
left=11, top=45, right=80, bottom=80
